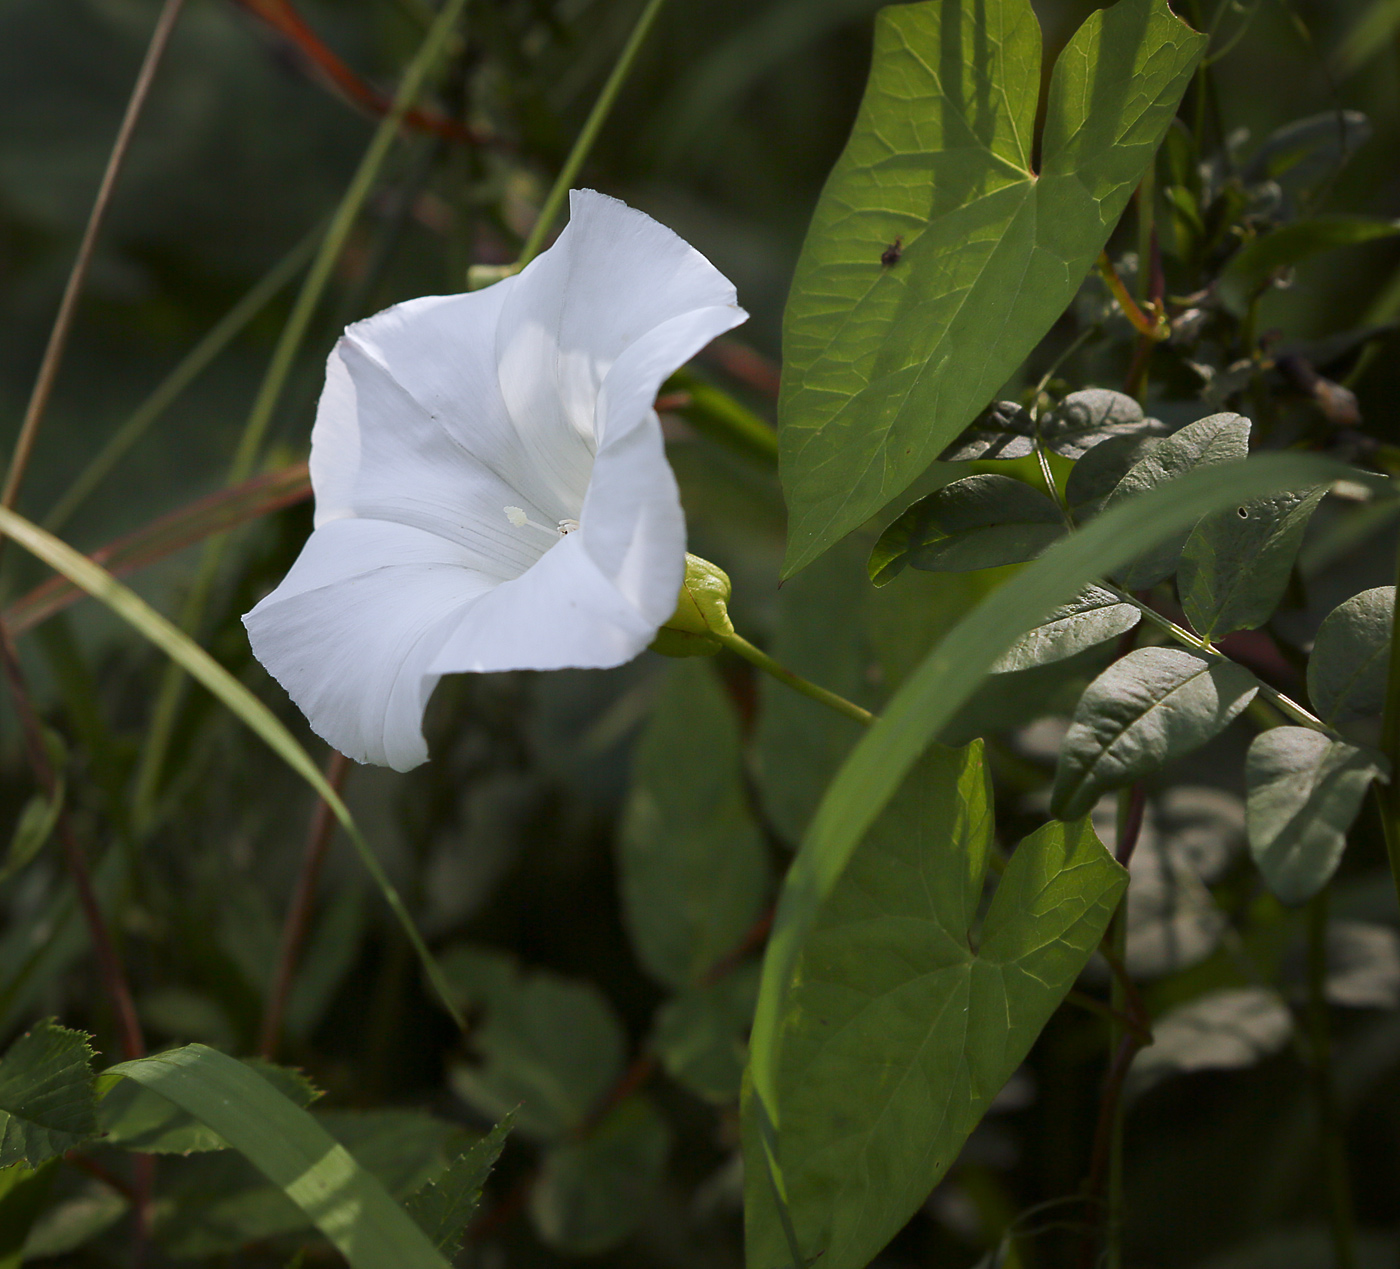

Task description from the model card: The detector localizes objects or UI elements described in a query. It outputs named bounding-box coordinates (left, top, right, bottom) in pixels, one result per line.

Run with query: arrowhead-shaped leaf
left=1245, top=726, right=1382, bottom=904
left=1052, top=647, right=1259, bottom=819
left=743, top=743, right=1124, bottom=1269
left=777, top=0, right=1205, bottom=574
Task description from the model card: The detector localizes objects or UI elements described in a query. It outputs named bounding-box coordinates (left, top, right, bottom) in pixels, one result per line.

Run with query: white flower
left=243, top=190, right=747, bottom=770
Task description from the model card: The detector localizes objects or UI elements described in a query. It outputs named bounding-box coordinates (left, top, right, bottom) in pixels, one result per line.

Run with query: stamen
left=505, top=506, right=581, bottom=539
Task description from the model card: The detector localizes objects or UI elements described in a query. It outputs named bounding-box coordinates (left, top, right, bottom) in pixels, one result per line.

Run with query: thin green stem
left=131, top=0, right=471, bottom=828
left=1306, top=890, right=1357, bottom=1269
left=1100, top=581, right=1334, bottom=735
left=516, top=0, right=668, bottom=266
left=44, top=229, right=319, bottom=534
left=717, top=631, right=874, bottom=727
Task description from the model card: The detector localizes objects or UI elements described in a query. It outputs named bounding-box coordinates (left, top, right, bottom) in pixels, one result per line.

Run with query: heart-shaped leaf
left=778, top=0, right=1205, bottom=573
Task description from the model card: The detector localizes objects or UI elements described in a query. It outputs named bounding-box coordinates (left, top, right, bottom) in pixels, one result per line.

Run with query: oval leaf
left=875, top=474, right=1063, bottom=578
left=990, top=585, right=1141, bottom=673
left=1245, top=726, right=1382, bottom=905
left=778, top=0, right=1205, bottom=574
left=1178, top=485, right=1326, bottom=639
left=1051, top=647, right=1260, bottom=820
left=939, top=401, right=1036, bottom=461
left=1040, top=389, right=1152, bottom=459
left=1103, top=412, right=1251, bottom=588
left=1307, top=586, right=1394, bottom=724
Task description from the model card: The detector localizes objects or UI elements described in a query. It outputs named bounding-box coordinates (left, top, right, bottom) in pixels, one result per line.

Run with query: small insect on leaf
left=880, top=236, right=903, bottom=267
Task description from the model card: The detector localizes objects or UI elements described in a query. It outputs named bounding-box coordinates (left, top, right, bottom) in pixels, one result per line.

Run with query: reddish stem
left=258, top=748, right=351, bottom=1058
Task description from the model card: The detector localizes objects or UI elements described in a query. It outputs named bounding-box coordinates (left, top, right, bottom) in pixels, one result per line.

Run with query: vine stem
left=0, top=0, right=187, bottom=522
left=516, top=0, right=669, bottom=266
left=1306, top=890, right=1357, bottom=1269
left=258, top=748, right=351, bottom=1059
left=716, top=631, right=874, bottom=727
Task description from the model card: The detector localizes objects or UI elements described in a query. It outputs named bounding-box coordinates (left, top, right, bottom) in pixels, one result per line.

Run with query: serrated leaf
left=1128, top=988, right=1292, bottom=1095
left=1218, top=216, right=1400, bottom=315
left=1065, top=432, right=1163, bottom=518
left=874, top=475, right=1063, bottom=578
left=1179, top=486, right=1326, bottom=638
left=406, top=1116, right=511, bottom=1256
left=777, top=0, right=1205, bottom=573
left=619, top=662, right=769, bottom=990
left=1052, top=647, right=1259, bottom=820
left=1307, top=586, right=1394, bottom=724
left=98, top=1058, right=321, bottom=1154
left=441, top=947, right=625, bottom=1140
left=1040, top=389, right=1154, bottom=459
left=940, top=401, right=1036, bottom=461
left=1103, top=412, right=1251, bottom=588
left=106, top=1045, right=452, bottom=1269
left=0, top=1020, right=97, bottom=1167
left=990, top=586, right=1140, bottom=673
left=652, top=964, right=760, bottom=1103
left=1245, top=727, right=1381, bottom=904
left=744, top=744, right=1124, bottom=1269
left=529, top=1097, right=670, bottom=1256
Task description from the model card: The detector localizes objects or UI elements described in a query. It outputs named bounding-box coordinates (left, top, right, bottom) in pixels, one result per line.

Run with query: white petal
left=244, top=519, right=493, bottom=771
left=497, top=189, right=743, bottom=453
left=320, top=285, right=591, bottom=526
left=428, top=531, right=657, bottom=675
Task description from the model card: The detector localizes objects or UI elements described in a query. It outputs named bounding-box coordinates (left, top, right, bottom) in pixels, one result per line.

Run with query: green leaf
left=990, top=586, right=1140, bottom=674
left=1127, top=988, right=1292, bottom=1096
left=98, top=1058, right=321, bottom=1154
left=106, top=1047, right=453, bottom=1269
left=405, top=1117, right=511, bottom=1256
left=529, top=1097, right=671, bottom=1255
left=0, top=505, right=465, bottom=1035
left=1217, top=216, right=1400, bottom=315
left=777, top=0, right=1205, bottom=573
left=618, top=662, right=770, bottom=989
left=1179, top=487, right=1327, bottom=639
left=1307, top=586, right=1394, bottom=724
left=1242, top=111, right=1371, bottom=194
left=1051, top=648, right=1259, bottom=820
left=755, top=541, right=884, bottom=842
left=0, top=1161, right=57, bottom=1269
left=441, top=947, right=626, bottom=1139
left=0, top=788, right=62, bottom=885
left=939, top=401, right=1036, bottom=461
left=1245, top=727, right=1382, bottom=905
left=1103, top=412, right=1251, bottom=588
left=749, top=452, right=1364, bottom=1127
left=18, top=1174, right=125, bottom=1263
left=1065, top=432, right=1163, bottom=519
left=873, top=475, right=1063, bottom=577
left=1040, top=389, right=1156, bottom=459
left=652, top=963, right=760, bottom=1103
left=0, top=1020, right=97, bottom=1168
left=743, top=744, right=1124, bottom=1269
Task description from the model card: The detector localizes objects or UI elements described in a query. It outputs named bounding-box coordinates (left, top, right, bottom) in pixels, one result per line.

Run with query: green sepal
left=651, top=554, right=735, bottom=657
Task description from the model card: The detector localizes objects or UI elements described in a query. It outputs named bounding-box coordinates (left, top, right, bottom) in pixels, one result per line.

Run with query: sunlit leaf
left=939, top=401, right=1036, bottom=461
left=1128, top=988, right=1292, bottom=1095
left=778, top=0, right=1205, bottom=573
left=1218, top=216, right=1400, bottom=315
left=1040, top=389, right=1155, bottom=459
left=743, top=744, right=1123, bottom=1269
left=990, top=586, right=1140, bottom=674
left=1307, top=586, right=1394, bottom=724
